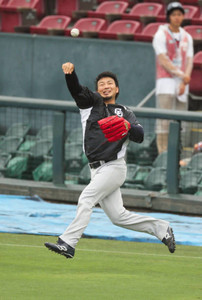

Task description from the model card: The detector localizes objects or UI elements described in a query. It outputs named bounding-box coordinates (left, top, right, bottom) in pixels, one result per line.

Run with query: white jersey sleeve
left=187, top=33, right=194, bottom=58
left=152, top=27, right=167, bottom=56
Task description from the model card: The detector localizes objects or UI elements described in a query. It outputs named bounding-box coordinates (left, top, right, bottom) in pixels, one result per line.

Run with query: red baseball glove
left=98, top=115, right=131, bottom=142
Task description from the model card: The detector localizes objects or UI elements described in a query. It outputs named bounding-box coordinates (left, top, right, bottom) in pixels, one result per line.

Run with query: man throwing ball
left=44, top=62, right=176, bottom=259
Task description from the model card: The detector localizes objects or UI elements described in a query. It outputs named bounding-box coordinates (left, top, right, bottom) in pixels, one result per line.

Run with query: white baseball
left=70, top=28, right=80, bottom=37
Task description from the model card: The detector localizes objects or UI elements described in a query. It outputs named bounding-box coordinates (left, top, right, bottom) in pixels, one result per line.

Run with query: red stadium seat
left=184, top=25, right=202, bottom=40
left=88, top=1, right=129, bottom=22
left=0, top=0, right=10, bottom=31
left=30, top=16, right=71, bottom=35
left=0, top=0, right=44, bottom=32
left=65, top=18, right=107, bottom=38
left=190, top=51, right=202, bottom=95
left=156, top=5, right=200, bottom=24
left=180, top=0, right=201, bottom=5
left=134, top=22, right=165, bottom=42
left=143, top=0, right=164, bottom=2
left=122, top=3, right=164, bottom=26
left=99, top=20, right=141, bottom=40
left=55, top=0, right=78, bottom=17
left=97, top=0, right=136, bottom=8
left=0, top=0, right=44, bottom=15
left=192, top=12, right=202, bottom=26
left=184, top=25, right=202, bottom=52
left=192, top=50, right=202, bottom=67
left=0, top=0, right=9, bottom=4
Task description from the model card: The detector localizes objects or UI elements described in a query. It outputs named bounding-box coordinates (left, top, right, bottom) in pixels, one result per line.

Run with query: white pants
left=156, top=94, right=187, bottom=134
left=60, top=158, right=169, bottom=248
left=155, top=94, right=190, bottom=153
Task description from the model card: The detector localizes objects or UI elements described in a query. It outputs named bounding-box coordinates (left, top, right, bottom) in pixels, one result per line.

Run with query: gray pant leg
left=100, top=189, right=168, bottom=241
left=60, top=158, right=169, bottom=248
left=60, top=158, right=126, bottom=248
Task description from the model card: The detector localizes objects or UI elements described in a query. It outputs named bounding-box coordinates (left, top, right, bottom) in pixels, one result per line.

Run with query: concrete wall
left=0, top=32, right=156, bottom=106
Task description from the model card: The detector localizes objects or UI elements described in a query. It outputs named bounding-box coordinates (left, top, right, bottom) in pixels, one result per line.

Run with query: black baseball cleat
left=162, top=227, right=176, bottom=253
left=44, top=238, right=75, bottom=259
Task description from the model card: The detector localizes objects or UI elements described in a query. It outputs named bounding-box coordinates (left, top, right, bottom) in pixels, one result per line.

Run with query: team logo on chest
left=115, top=108, right=123, bottom=117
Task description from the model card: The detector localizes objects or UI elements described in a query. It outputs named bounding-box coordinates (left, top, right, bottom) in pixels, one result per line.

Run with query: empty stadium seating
left=142, top=0, right=164, bottom=3
left=192, top=12, right=202, bottom=26
left=30, top=15, right=71, bottom=35
left=184, top=25, right=202, bottom=52
left=127, top=133, right=158, bottom=166
left=180, top=0, right=201, bottom=4
left=0, top=136, right=23, bottom=154
left=152, top=151, right=167, bottom=169
left=72, top=0, right=97, bottom=19
left=134, top=22, right=164, bottom=42
left=99, top=19, right=141, bottom=40
left=66, top=127, right=83, bottom=144
left=124, top=164, right=152, bottom=189
left=6, top=139, right=53, bottom=179
left=79, top=0, right=97, bottom=10
left=54, top=0, right=78, bottom=17
left=0, top=0, right=9, bottom=4
left=18, top=125, right=53, bottom=152
left=0, top=123, right=30, bottom=140
left=180, top=170, right=202, bottom=194
left=32, top=156, right=53, bottom=181
left=0, top=153, right=11, bottom=177
left=0, top=0, right=45, bottom=32
left=88, top=1, right=129, bottom=22
left=184, top=25, right=202, bottom=40
left=65, top=142, right=85, bottom=174
left=78, top=163, right=91, bottom=184
left=190, top=51, right=202, bottom=96
left=122, top=3, right=164, bottom=26
left=144, top=167, right=167, bottom=191
left=97, top=0, right=136, bottom=7
left=65, top=18, right=107, bottom=38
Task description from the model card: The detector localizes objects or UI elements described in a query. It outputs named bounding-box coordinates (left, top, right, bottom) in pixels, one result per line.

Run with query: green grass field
left=0, top=233, right=202, bottom=300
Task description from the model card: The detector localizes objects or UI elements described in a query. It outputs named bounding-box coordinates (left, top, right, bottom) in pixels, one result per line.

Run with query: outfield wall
left=0, top=33, right=156, bottom=106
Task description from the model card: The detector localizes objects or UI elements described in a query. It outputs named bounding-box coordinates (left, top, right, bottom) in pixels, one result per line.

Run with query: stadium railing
left=0, top=95, right=202, bottom=196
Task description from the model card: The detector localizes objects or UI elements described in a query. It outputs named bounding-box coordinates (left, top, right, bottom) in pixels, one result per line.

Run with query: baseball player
left=44, top=62, right=176, bottom=258
left=153, top=2, right=193, bottom=154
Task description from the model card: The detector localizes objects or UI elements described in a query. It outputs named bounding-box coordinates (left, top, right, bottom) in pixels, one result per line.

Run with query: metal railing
left=0, top=95, right=202, bottom=195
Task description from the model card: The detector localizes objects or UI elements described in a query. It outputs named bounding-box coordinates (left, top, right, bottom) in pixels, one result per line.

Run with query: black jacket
left=65, top=71, right=144, bottom=163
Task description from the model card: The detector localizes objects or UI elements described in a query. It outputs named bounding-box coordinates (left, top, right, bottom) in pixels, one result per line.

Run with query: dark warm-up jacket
left=65, top=70, right=144, bottom=163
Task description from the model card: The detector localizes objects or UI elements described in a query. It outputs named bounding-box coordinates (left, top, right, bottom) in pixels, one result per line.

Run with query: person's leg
left=59, top=158, right=127, bottom=248
left=176, top=99, right=191, bottom=148
left=100, top=189, right=168, bottom=241
left=156, top=94, right=175, bottom=154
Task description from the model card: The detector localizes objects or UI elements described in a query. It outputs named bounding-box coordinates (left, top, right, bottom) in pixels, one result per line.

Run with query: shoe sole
left=44, top=243, right=74, bottom=259
left=167, top=228, right=176, bottom=253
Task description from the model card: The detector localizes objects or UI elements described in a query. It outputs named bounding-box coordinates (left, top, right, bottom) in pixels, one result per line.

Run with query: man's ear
left=116, top=87, right=119, bottom=95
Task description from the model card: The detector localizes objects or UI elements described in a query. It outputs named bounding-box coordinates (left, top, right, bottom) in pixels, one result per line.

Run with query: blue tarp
left=0, top=195, right=202, bottom=246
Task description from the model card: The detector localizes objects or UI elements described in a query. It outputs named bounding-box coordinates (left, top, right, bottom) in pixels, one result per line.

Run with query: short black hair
left=95, top=71, right=119, bottom=99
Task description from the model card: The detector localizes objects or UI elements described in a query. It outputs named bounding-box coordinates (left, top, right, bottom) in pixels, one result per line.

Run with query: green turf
left=0, top=233, right=202, bottom=300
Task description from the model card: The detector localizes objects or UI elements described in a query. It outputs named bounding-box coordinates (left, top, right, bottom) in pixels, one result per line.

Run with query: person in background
left=152, top=2, right=193, bottom=154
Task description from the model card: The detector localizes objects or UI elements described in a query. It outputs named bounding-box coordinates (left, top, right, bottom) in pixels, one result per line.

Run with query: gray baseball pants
left=60, top=158, right=169, bottom=248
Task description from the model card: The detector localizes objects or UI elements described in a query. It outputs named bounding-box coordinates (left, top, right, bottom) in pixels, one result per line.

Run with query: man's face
left=169, top=9, right=184, bottom=27
left=97, top=77, right=119, bottom=102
